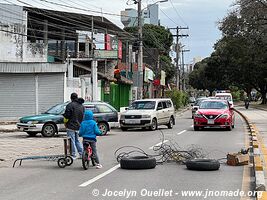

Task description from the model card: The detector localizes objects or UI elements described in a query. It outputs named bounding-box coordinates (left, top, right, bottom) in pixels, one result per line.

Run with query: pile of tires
left=185, top=159, right=220, bottom=171
left=120, top=156, right=156, bottom=169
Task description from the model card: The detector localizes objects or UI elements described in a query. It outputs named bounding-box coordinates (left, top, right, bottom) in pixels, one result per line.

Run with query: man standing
left=63, top=93, right=84, bottom=159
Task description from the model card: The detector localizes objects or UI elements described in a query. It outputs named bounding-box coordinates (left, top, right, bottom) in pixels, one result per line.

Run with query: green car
left=17, top=102, right=118, bottom=137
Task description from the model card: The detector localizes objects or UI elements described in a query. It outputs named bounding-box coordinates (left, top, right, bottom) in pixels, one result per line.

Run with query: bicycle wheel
left=82, top=151, right=90, bottom=170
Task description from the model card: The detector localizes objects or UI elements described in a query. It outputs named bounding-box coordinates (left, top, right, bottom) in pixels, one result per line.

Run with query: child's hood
left=84, top=110, right=94, bottom=120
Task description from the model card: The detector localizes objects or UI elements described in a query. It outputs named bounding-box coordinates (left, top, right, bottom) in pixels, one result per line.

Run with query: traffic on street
left=1, top=106, right=264, bottom=200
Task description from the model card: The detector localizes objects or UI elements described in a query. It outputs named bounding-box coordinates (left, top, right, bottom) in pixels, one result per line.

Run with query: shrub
left=165, top=89, right=188, bottom=110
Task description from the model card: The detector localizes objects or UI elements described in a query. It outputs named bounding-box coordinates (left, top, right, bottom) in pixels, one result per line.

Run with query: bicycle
left=82, top=140, right=96, bottom=170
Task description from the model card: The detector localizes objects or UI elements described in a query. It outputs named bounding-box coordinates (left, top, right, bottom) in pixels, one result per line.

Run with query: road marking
left=177, top=130, right=187, bottom=135
left=79, top=164, right=120, bottom=187
left=149, top=140, right=169, bottom=150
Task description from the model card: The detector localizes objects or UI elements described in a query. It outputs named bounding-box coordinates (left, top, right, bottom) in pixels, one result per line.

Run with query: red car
left=193, top=99, right=235, bottom=131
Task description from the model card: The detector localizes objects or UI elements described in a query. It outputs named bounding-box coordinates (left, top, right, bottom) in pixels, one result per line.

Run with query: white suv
left=120, top=98, right=175, bottom=131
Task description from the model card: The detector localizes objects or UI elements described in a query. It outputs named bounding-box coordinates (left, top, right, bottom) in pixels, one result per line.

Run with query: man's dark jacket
left=63, top=100, right=85, bottom=130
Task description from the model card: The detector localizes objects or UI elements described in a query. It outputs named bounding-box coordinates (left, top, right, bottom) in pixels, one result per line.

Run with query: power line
left=168, top=0, right=188, bottom=27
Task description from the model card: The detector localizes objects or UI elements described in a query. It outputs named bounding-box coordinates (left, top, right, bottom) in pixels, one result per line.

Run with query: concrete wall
left=0, top=4, right=47, bottom=62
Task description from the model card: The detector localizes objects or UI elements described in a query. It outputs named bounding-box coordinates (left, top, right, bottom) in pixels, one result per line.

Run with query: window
left=166, top=100, right=172, bottom=108
left=85, top=106, right=98, bottom=113
left=129, top=101, right=156, bottom=110
left=162, top=101, right=167, bottom=109
left=157, top=102, right=163, bottom=109
left=97, top=105, right=113, bottom=113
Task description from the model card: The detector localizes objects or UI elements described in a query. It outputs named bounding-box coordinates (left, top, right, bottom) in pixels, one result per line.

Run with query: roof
left=23, top=7, right=134, bottom=41
left=134, top=98, right=172, bottom=101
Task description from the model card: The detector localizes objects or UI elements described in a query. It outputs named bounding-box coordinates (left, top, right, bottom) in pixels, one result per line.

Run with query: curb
left=234, top=108, right=266, bottom=198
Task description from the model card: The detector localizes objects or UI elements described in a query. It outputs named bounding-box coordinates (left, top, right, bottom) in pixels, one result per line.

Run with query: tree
left=124, top=24, right=175, bottom=82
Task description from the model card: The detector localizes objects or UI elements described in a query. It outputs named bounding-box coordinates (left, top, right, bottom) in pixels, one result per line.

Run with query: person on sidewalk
left=79, top=110, right=103, bottom=169
left=63, top=93, right=84, bottom=159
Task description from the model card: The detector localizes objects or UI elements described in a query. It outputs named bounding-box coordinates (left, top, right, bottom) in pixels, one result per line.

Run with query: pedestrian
left=63, top=93, right=84, bottom=159
left=79, top=110, right=103, bottom=169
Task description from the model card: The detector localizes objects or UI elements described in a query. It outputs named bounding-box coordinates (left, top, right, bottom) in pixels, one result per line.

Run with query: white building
left=121, top=4, right=159, bottom=28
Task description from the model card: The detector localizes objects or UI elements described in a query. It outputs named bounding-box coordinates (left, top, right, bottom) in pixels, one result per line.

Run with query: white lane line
left=177, top=130, right=187, bottom=135
left=149, top=140, right=169, bottom=150
left=79, top=164, right=120, bottom=187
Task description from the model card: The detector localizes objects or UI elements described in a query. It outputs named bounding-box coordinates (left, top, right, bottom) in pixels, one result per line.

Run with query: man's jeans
left=67, top=129, right=83, bottom=158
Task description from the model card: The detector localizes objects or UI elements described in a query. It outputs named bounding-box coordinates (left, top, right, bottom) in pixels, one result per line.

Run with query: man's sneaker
left=71, top=156, right=77, bottom=160
left=96, top=164, right=103, bottom=169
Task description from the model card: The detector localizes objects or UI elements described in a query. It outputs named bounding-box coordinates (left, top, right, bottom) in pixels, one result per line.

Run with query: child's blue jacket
left=79, top=110, right=102, bottom=141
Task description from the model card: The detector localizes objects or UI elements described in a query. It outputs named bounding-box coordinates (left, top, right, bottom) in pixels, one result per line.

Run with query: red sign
left=118, top=40, right=122, bottom=59
left=153, top=79, right=160, bottom=86
left=105, top=34, right=111, bottom=50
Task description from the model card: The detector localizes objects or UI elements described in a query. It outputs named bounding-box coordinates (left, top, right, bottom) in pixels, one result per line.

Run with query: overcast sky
left=1, top=0, right=235, bottom=63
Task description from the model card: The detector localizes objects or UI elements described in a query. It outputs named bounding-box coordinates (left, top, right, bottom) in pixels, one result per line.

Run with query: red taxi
left=193, top=99, right=234, bottom=131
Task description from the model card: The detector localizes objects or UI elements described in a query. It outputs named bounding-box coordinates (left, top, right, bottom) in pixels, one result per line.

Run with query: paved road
left=0, top=109, right=254, bottom=200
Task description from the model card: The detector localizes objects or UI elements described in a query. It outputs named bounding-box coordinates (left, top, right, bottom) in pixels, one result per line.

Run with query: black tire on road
left=120, top=156, right=156, bottom=169
left=121, top=127, right=128, bottom=131
left=226, top=125, right=232, bottom=131
left=98, top=122, right=109, bottom=135
left=150, top=118, right=157, bottom=131
left=194, top=126, right=199, bottom=131
left=82, top=151, right=90, bottom=170
left=27, top=132, right=37, bottom=137
left=57, top=158, right=66, bottom=168
left=186, top=159, right=220, bottom=171
left=41, top=123, right=56, bottom=137
left=65, top=156, right=73, bottom=166
left=167, top=117, right=174, bottom=129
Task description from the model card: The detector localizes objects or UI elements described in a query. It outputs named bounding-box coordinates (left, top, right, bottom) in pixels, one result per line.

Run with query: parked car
left=193, top=99, right=235, bottom=131
left=191, top=97, right=208, bottom=118
left=17, top=101, right=118, bottom=137
left=119, top=98, right=175, bottom=131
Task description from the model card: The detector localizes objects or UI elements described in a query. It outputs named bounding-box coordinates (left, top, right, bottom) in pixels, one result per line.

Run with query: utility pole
left=181, top=49, right=190, bottom=91
left=91, top=16, right=98, bottom=101
left=137, top=0, right=143, bottom=99
left=169, top=27, right=189, bottom=90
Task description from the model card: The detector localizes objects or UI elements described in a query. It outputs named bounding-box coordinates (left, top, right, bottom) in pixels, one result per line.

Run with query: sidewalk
left=235, top=103, right=267, bottom=198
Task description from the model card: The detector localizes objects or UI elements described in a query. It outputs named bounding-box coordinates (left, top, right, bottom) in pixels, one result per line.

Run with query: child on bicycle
left=79, top=110, right=102, bottom=169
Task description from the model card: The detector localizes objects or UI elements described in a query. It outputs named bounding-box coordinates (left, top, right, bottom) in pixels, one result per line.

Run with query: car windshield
left=45, top=104, right=66, bottom=114
left=128, top=101, right=156, bottom=110
left=199, top=101, right=228, bottom=109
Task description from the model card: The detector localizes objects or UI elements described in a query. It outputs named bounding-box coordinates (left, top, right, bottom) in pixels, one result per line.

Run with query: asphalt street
left=0, top=108, right=253, bottom=200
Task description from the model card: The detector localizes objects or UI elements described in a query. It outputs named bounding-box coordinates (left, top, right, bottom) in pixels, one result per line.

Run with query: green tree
left=124, top=24, right=175, bottom=82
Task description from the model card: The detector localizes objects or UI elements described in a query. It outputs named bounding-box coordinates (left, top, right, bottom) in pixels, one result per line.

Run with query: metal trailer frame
left=13, top=138, right=73, bottom=168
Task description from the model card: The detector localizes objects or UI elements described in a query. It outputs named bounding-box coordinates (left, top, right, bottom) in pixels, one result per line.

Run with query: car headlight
left=194, top=114, right=203, bottom=118
left=142, top=115, right=151, bottom=118
left=27, top=121, right=39, bottom=124
left=219, top=114, right=229, bottom=119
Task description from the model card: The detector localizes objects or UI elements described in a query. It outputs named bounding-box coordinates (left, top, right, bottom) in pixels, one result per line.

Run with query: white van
left=119, top=98, right=175, bottom=131
left=215, top=92, right=234, bottom=107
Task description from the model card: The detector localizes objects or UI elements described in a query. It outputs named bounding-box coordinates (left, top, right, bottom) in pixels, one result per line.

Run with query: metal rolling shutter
left=0, top=74, right=35, bottom=118
left=38, top=73, right=64, bottom=113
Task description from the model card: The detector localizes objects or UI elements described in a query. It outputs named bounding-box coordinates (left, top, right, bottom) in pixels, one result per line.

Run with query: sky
left=0, top=0, right=235, bottom=64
